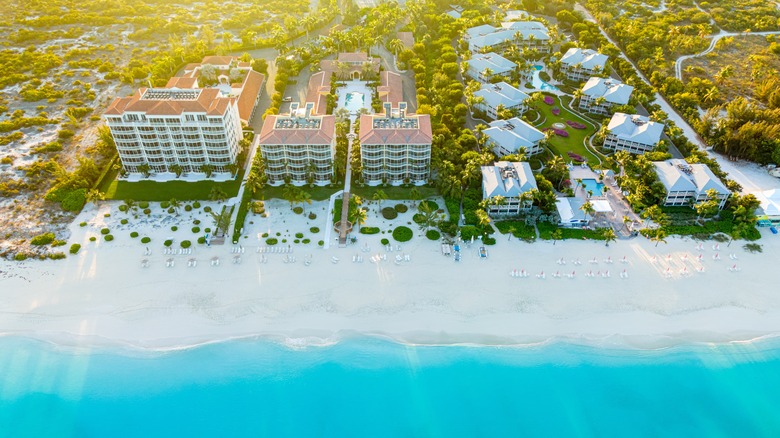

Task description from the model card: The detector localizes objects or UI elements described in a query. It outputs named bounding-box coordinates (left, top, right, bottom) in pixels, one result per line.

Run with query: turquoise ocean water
left=1, top=336, right=779, bottom=437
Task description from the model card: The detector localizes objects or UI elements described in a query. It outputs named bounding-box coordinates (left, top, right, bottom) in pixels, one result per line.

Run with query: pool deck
left=336, top=80, right=373, bottom=118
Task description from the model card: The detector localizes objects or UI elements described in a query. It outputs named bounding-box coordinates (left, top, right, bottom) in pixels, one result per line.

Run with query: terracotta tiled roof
left=258, top=114, right=336, bottom=145
left=338, top=52, right=369, bottom=63
left=235, top=70, right=265, bottom=123
left=377, top=71, right=402, bottom=104
left=358, top=113, right=432, bottom=145
left=200, top=56, right=236, bottom=66
left=306, top=71, right=332, bottom=115
left=165, top=77, right=198, bottom=88
left=105, top=88, right=233, bottom=116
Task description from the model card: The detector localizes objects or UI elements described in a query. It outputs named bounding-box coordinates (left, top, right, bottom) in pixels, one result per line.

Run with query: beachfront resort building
left=358, top=103, right=432, bottom=185
left=466, top=53, right=516, bottom=84
left=258, top=103, right=336, bottom=186
left=559, top=48, right=608, bottom=82
left=320, top=52, right=380, bottom=80
left=483, top=117, right=545, bottom=157
left=603, top=113, right=664, bottom=154
left=464, top=20, right=550, bottom=53
left=579, top=77, right=633, bottom=116
left=473, top=82, right=530, bottom=120
left=481, top=161, right=538, bottom=216
left=652, top=159, right=730, bottom=209
left=105, top=88, right=244, bottom=176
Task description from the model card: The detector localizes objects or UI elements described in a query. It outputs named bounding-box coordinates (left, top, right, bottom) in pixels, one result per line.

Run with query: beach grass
left=532, top=95, right=598, bottom=163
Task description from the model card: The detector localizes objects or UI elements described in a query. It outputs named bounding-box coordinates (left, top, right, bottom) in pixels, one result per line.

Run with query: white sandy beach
left=1, top=199, right=779, bottom=350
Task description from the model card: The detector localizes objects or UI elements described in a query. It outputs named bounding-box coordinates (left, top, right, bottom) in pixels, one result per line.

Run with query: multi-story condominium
left=603, top=113, right=664, bottom=154
left=105, top=87, right=243, bottom=176
left=481, top=161, right=538, bottom=216
left=559, top=48, right=608, bottom=82
left=173, top=56, right=265, bottom=124
left=474, top=81, right=530, bottom=120
left=653, top=159, right=730, bottom=209
left=358, top=102, right=432, bottom=186
left=579, top=77, right=633, bottom=116
left=258, top=103, right=336, bottom=186
left=467, top=53, right=516, bottom=84
left=465, top=20, right=550, bottom=53
left=483, top=117, right=545, bottom=157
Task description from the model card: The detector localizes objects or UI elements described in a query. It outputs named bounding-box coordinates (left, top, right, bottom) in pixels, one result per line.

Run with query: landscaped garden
left=532, top=93, right=600, bottom=163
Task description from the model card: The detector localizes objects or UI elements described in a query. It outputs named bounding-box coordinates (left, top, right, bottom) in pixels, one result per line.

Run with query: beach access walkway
left=338, top=133, right=356, bottom=247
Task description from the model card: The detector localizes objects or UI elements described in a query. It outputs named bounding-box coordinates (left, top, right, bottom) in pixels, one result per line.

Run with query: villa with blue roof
left=484, top=117, right=545, bottom=157
left=559, top=48, right=608, bottom=82
left=604, top=113, right=664, bottom=154
left=481, top=161, right=538, bottom=216
left=466, top=53, right=516, bottom=84
left=474, top=82, right=530, bottom=120
left=579, top=77, right=634, bottom=116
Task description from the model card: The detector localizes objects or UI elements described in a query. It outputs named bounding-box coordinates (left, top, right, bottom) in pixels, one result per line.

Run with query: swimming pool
left=531, top=67, right=558, bottom=91
left=581, top=178, right=605, bottom=196
left=344, top=92, right=364, bottom=113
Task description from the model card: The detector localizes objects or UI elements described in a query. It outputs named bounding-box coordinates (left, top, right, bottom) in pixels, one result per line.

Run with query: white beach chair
left=404, top=254, right=410, bottom=262
left=331, top=256, right=339, bottom=264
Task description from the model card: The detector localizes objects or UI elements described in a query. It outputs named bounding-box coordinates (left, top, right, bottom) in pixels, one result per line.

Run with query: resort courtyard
left=336, top=80, right=373, bottom=118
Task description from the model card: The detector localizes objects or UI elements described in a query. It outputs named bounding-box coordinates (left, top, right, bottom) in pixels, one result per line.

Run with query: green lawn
left=254, top=185, right=340, bottom=201
left=351, top=185, right=439, bottom=200
left=104, top=177, right=243, bottom=201
left=532, top=94, right=599, bottom=163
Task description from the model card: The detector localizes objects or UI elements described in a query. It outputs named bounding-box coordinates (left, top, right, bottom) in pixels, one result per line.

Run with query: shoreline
left=2, top=200, right=779, bottom=353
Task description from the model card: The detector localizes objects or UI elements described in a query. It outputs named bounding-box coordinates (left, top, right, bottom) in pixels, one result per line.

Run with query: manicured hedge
left=394, top=203, right=408, bottom=213
left=141, top=237, right=151, bottom=244
left=266, top=238, right=278, bottom=245
left=426, top=229, right=441, bottom=240
left=310, top=227, right=320, bottom=233
left=104, top=234, right=114, bottom=241
left=69, top=243, right=81, bottom=254
left=130, top=231, right=139, bottom=238
left=360, top=227, right=380, bottom=234
left=100, top=228, right=110, bottom=235
left=392, top=226, right=413, bottom=242
left=381, top=207, right=398, bottom=219
left=419, top=200, right=439, bottom=211
left=381, top=238, right=390, bottom=245
left=180, top=240, right=191, bottom=248
left=164, top=239, right=173, bottom=247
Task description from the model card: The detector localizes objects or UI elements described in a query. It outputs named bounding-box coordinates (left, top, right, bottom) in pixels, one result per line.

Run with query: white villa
left=473, top=82, right=530, bottom=120
left=359, top=102, right=432, bottom=186
left=559, top=48, right=608, bottom=82
left=604, top=113, right=664, bottom=154
left=465, top=20, right=550, bottom=53
left=467, top=52, right=516, bottom=84
left=484, top=117, right=545, bottom=157
left=579, top=77, right=634, bottom=115
left=481, top=161, right=538, bottom=216
left=653, top=159, right=730, bottom=209
left=259, top=103, right=336, bottom=186
left=105, top=87, right=243, bottom=176
left=555, top=197, right=588, bottom=227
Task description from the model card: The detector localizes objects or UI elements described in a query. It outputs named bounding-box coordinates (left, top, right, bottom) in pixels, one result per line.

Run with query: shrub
left=426, top=229, right=441, bottom=240
left=184, top=205, right=192, bottom=212
left=171, top=226, right=178, bottom=231
left=100, top=228, right=110, bottom=235
left=193, top=201, right=201, bottom=208
left=14, top=253, right=28, bottom=261
left=192, top=227, right=201, bottom=233
left=419, top=200, right=439, bottom=211
left=310, top=227, right=320, bottom=233
left=459, top=225, right=479, bottom=241
left=381, top=238, right=390, bottom=245
left=266, top=238, right=278, bottom=245
left=180, top=240, right=191, bottom=248
left=69, top=243, right=81, bottom=254
left=193, top=219, right=201, bottom=225
left=168, top=207, right=175, bottom=214
left=48, top=252, right=66, bottom=260
left=89, top=236, right=97, bottom=242
left=52, top=240, right=66, bottom=247
left=118, top=205, right=128, bottom=212
left=130, top=231, right=139, bottom=238
left=412, top=213, right=425, bottom=224
left=308, top=212, right=317, bottom=220
left=262, top=232, right=269, bottom=237
left=31, top=232, right=56, bottom=245
left=302, top=238, right=310, bottom=244
left=164, top=239, right=173, bottom=247
left=360, top=227, right=381, bottom=234
left=205, top=228, right=211, bottom=233
left=204, top=206, right=212, bottom=212
left=318, top=240, right=324, bottom=246
left=138, top=201, right=149, bottom=209
left=160, top=201, right=170, bottom=208
left=392, top=226, right=413, bottom=242
left=294, top=239, right=300, bottom=243
left=121, top=219, right=129, bottom=225
left=394, top=203, right=408, bottom=213
left=197, top=236, right=206, bottom=244
left=143, top=208, right=151, bottom=215
left=79, top=222, right=87, bottom=227
left=439, top=221, right=458, bottom=237
left=141, top=237, right=151, bottom=243
left=293, top=206, right=303, bottom=214
left=295, top=232, right=304, bottom=238
left=382, top=207, right=398, bottom=219
left=61, top=188, right=87, bottom=212
left=104, top=234, right=114, bottom=241
left=276, top=232, right=281, bottom=236
left=483, top=236, right=496, bottom=245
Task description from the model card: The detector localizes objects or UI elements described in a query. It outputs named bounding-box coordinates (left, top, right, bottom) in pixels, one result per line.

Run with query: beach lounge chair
left=331, top=256, right=340, bottom=264
left=404, top=254, right=410, bottom=262
left=479, top=247, right=488, bottom=258
left=396, top=255, right=403, bottom=262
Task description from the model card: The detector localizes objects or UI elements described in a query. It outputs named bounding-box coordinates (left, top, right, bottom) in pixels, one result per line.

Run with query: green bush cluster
left=302, top=239, right=310, bottom=244
left=419, top=200, right=439, bottom=211
left=293, top=206, right=304, bottom=214
left=197, top=236, right=207, bottom=244
left=392, top=226, right=413, bottom=242
left=180, top=240, right=191, bottom=248
left=184, top=205, right=193, bottom=212
left=426, top=229, right=441, bottom=240
left=192, top=227, right=201, bottom=233
left=394, top=204, right=408, bottom=213
left=164, top=239, right=173, bottom=247
left=308, top=212, right=317, bottom=220
left=381, top=207, right=398, bottom=220
left=266, top=238, right=278, bottom=245
left=310, top=227, right=320, bottom=233
left=100, top=228, right=110, bottom=235
left=141, top=237, right=151, bottom=244
left=130, top=231, right=139, bottom=238
left=482, top=236, right=496, bottom=245
left=104, top=234, right=114, bottom=241
left=295, top=232, right=304, bottom=238
left=381, top=238, right=390, bottom=245
left=121, top=219, right=129, bottom=225
left=138, top=201, right=149, bottom=209
left=193, top=201, right=201, bottom=209
left=30, top=232, right=56, bottom=245
left=48, top=252, right=66, bottom=260
left=360, top=227, right=380, bottom=234
left=69, top=243, right=81, bottom=254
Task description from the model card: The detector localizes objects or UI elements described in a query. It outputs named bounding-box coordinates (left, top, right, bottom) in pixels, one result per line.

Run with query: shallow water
left=1, top=336, right=779, bottom=437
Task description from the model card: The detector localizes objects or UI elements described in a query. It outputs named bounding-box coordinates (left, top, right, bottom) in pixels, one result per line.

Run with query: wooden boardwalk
left=338, top=133, right=356, bottom=247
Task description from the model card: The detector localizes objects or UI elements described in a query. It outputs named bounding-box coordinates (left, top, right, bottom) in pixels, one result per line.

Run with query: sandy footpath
left=1, top=200, right=779, bottom=350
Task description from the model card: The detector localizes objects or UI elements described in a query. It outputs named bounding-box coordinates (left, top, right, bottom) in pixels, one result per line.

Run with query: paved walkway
left=338, top=134, right=355, bottom=246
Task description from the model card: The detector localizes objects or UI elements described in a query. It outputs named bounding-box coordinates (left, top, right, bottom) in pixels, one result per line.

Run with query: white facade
left=484, top=117, right=545, bottom=157
left=465, top=21, right=550, bottom=53
left=653, top=159, right=730, bottom=209
left=467, top=53, right=516, bottom=84
left=604, top=113, right=664, bottom=154
left=579, top=77, right=633, bottom=116
left=474, top=82, right=529, bottom=120
left=105, top=88, right=242, bottom=176
left=560, top=48, right=608, bottom=82
left=481, top=161, right=538, bottom=216
left=258, top=103, right=336, bottom=186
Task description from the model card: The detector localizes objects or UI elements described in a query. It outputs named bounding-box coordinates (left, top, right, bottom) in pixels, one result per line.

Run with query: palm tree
left=372, top=189, right=388, bottom=208
left=580, top=201, right=596, bottom=222
left=138, top=163, right=151, bottom=178
left=245, top=171, right=265, bottom=196
left=170, top=164, right=183, bottom=178
left=602, top=228, right=617, bottom=246
left=169, top=198, right=181, bottom=215
left=418, top=201, right=441, bottom=231
left=388, top=38, right=404, bottom=59
left=551, top=228, right=563, bottom=245
left=86, top=189, right=104, bottom=205
left=209, top=187, right=227, bottom=202
left=622, top=215, right=632, bottom=232
left=350, top=207, right=367, bottom=231
left=209, top=209, right=232, bottom=237
left=283, top=185, right=299, bottom=210
left=476, top=209, right=491, bottom=228
left=299, top=189, right=312, bottom=213
left=122, top=199, right=136, bottom=214
left=200, top=164, right=214, bottom=178
left=409, top=188, right=421, bottom=207
left=651, top=228, right=667, bottom=247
